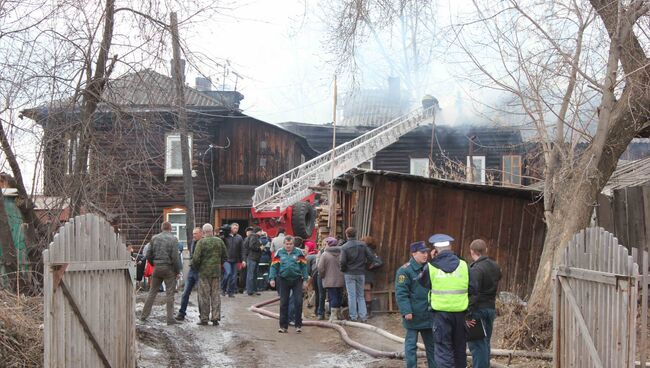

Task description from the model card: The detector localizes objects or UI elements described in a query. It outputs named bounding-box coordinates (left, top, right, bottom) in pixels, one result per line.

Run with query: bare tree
left=322, top=0, right=438, bottom=100
left=328, top=0, right=650, bottom=314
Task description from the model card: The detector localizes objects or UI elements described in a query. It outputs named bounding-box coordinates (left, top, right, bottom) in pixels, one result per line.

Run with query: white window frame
left=166, top=210, right=188, bottom=249
left=166, top=133, right=193, bottom=177
left=409, top=158, right=429, bottom=177
left=65, top=134, right=90, bottom=175
left=466, top=156, right=486, bottom=184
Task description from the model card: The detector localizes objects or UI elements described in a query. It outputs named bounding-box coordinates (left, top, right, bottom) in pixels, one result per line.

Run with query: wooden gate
left=553, top=227, right=638, bottom=367
left=43, top=214, right=136, bottom=367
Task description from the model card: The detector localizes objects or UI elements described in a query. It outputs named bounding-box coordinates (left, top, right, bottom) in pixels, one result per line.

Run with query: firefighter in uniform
left=418, top=234, right=470, bottom=368
left=395, top=241, right=437, bottom=368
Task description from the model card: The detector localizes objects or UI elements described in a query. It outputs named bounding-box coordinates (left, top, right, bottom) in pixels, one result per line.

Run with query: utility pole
left=170, top=12, right=195, bottom=247
left=328, top=75, right=337, bottom=235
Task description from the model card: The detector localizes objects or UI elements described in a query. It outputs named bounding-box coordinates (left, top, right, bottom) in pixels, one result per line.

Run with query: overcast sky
left=181, top=0, right=482, bottom=126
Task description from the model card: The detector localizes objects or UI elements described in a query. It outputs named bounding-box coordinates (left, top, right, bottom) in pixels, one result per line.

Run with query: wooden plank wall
left=552, top=227, right=638, bottom=368
left=43, top=113, right=315, bottom=248
left=43, top=214, right=135, bottom=367
left=360, top=174, right=546, bottom=310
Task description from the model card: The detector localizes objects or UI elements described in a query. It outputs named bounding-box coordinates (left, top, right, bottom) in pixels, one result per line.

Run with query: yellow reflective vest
left=427, top=261, right=469, bottom=312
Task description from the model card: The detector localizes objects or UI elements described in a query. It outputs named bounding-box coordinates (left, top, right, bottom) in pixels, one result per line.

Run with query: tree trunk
left=71, top=0, right=116, bottom=217
left=0, top=191, right=18, bottom=284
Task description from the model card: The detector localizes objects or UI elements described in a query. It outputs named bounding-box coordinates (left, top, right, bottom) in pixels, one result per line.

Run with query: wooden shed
left=335, top=170, right=546, bottom=311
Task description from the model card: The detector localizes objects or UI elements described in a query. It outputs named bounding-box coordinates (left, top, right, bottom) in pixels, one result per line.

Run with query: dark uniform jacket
left=225, top=233, right=246, bottom=263
left=469, top=256, right=502, bottom=311
left=395, top=258, right=434, bottom=330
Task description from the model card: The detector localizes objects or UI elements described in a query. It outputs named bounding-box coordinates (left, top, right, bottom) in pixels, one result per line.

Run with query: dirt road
left=135, top=289, right=406, bottom=368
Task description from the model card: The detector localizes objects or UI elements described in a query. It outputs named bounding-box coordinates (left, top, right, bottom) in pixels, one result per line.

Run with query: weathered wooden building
left=332, top=169, right=546, bottom=310
left=279, top=122, right=529, bottom=186
left=22, top=69, right=316, bottom=247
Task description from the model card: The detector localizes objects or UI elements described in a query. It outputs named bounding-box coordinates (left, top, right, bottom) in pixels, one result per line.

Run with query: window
left=502, top=155, right=522, bottom=185
left=166, top=133, right=192, bottom=176
left=410, top=158, right=429, bottom=177
left=466, top=156, right=486, bottom=183
left=166, top=210, right=187, bottom=249
left=65, top=134, right=90, bottom=175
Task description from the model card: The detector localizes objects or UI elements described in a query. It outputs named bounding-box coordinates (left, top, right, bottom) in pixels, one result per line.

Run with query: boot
left=329, top=308, right=339, bottom=322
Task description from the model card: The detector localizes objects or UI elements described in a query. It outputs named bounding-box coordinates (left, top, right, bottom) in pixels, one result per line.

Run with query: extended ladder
left=252, top=105, right=435, bottom=213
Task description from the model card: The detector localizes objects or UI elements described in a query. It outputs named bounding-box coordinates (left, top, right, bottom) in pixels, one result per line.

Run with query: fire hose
left=249, top=297, right=551, bottom=366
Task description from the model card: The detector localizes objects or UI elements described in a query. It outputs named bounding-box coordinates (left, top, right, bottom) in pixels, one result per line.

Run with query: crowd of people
left=136, top=221, right=502, bottom=368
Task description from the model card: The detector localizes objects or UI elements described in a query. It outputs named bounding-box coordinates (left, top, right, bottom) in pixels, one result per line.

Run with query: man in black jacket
left=245, top=227, right=264, bottom=296
left=221, top=223, right=246, bottom=297
left=339, top=227, right=374, bottom=322
left=467, top=239, right=502, bottom=368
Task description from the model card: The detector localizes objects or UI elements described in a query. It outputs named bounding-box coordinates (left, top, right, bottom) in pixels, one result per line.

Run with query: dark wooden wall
left=278, top=122, right=526, bottom=184
left=356, top=173, right=546, bottom=310
left=39, top=111, right=314, bottom=247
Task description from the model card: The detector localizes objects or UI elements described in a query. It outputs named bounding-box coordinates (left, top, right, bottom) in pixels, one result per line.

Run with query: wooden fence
left=43, top=214, right=136, bottom=367
left=553, top=227, right=638, bottom=367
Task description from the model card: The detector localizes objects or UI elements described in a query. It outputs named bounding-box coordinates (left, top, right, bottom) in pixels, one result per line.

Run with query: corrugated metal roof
left=602, top=157, right=650, bottom=195
left=102, top=69, right=228, bottom=107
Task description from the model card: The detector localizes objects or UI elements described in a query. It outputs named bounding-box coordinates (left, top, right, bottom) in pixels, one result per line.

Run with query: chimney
left=170, top=59, right=186, bottom=82
left=195, top=77, right=212, bottom=91
left=387, top=76, right=401, bottom=102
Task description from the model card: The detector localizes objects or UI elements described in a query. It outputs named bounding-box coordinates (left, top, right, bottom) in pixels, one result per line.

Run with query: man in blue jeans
left=221, top=223, right=245, bottom=297
left=339, top=227, right=374, bottom=322
left=467, top=239, right=502, bottom=368
left=245, top=227, right=264, bottom=296
left=175, top=227, right=202, bottom=321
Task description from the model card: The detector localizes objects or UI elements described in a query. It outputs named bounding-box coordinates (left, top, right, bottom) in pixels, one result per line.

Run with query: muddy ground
left=135, top=289, right=551, bottom=367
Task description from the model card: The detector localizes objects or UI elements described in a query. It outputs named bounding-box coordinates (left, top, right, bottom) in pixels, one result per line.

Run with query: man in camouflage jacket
left=192, top=223, right=228, bottom=325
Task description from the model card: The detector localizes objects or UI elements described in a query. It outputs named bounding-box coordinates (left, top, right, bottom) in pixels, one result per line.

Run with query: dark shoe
left=255, top=292, right=261, bottom=295
left=295, top=327, right=302, bottom=333
left=167, top=320, right=180, bottom=325
left=212, top=320, right=220, bottom=326
left=247, top=293, right=255, bottom=296
left=174, top=314, right=185, bottom=321
left=228, top=294, right=235, bottom=298
left=278, top=327, right=288, bottom=333
left=197, top=321, right=208, bottom=326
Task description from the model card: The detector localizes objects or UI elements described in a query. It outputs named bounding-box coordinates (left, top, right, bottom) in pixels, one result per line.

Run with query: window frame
left=165, top=133, right=193, bottom=177
left=466, top=155, right=486, bottom=184
left=502, top=155, right=522, bottom=185
left=409, top=157, right=429, bottom=177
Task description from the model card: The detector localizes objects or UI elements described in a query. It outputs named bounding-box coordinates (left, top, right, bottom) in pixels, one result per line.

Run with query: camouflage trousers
left=198, top=276, right=221, bottom=323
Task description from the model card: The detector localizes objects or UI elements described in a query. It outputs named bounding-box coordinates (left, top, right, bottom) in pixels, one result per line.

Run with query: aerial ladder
left=251, top=103, right=436, bottom=240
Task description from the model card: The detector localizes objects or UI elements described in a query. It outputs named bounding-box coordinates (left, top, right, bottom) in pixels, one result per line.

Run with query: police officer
left=395, top=241, right=436, bottom=368
left=418, top=234, right=470, bottom=368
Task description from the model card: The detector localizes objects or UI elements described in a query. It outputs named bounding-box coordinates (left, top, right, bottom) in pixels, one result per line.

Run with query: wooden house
left=22, top=69, right=316, bottom=247
left=279, top=122, right=530, bottom=186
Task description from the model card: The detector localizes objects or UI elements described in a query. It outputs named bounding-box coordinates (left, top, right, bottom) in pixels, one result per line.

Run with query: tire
left=291, top=201, right=316, bottom=239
